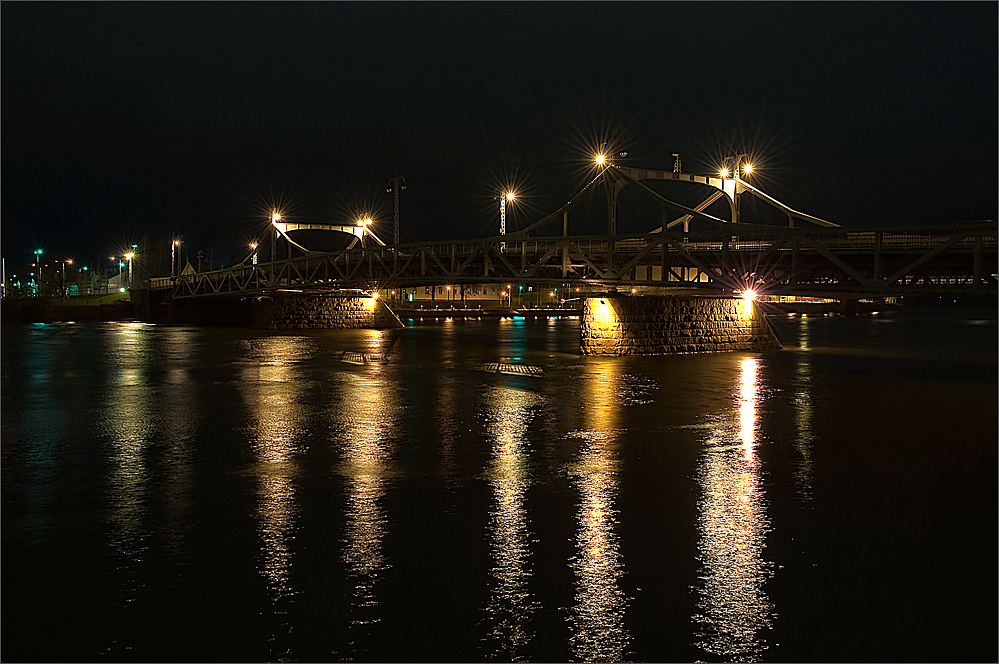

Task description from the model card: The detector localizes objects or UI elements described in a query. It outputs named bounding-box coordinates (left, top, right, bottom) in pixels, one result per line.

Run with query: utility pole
left=386, top=175, right=406, bottom=245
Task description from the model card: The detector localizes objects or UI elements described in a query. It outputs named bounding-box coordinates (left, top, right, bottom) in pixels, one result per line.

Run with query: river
left=2, top=308, right=996, bottom=662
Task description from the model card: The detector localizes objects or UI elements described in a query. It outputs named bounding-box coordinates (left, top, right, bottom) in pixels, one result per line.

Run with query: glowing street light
left=33, top=249, right=43, bottom=297
left=271, top=209, right=282, bottom=262
left=124, top=251, right=135, bottom=290
left=497, top=191, right=515, bottom=253
left=250, top=241, right=259, bottom=265
left=61, top=259, right=73, bottom=299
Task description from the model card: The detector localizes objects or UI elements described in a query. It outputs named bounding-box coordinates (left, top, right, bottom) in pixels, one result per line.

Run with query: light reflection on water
left=239, top=336, right=310, bottom=661
left=793, top=316, right=815, bottom=502
left=480, top=385, right=541, bottom=661
left=566, top=361, right=631, bottom=663
left=2, top=315, right=994, bottom=662
left=693, top=356, right=775, bottom=662
left=102, top=323, right=155, bottom=607
left=336, top=363, right=399, bottom=659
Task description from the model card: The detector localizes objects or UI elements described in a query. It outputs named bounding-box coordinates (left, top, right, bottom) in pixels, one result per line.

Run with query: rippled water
left=2, top=312, right=996, bottom=662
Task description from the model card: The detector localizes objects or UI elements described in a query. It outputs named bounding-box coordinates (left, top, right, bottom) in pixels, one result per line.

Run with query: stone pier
left=163, top=292, right=404, bottom=329
left=580, top=294, right=781, bottom=355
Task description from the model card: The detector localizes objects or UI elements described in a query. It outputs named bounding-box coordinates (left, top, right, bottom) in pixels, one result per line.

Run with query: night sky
left=3, top=2, right=996, bottom=270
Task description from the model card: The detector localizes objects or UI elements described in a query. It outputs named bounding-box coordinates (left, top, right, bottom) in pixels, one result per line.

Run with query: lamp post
left=497, top=191, right=515, bottom=253
left=61, top=259, right=73, bottom=299
left=271, top=210, right=281, bottom=262
left=171, top=238, right=182, bottom=277
left=720, top=155, right=753, bottom=223
left=124, top=252, right=135, bottom=291
left=250, top=242, right=258, bottom=265
left=33, top=249, right=43, bottom=297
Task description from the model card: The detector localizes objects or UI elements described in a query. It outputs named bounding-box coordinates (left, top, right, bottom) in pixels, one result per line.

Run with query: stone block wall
left=580, top=295, right=781, bottom=355
left=267, top=293, right=404, bottom=330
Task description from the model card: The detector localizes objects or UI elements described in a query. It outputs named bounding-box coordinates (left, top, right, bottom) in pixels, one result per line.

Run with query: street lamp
left=171, top=238, right=182, bottom=277
left=498, top=191, right=515, bottom=253
left=124, top=252, right=135, bottom=290
left=720, top=155, right=754, bottom=223
left=33, top=249, right=43, bottom=297
left=271, top=210, right=281, bottom=262
left=61, top=259, right=73, bottom=299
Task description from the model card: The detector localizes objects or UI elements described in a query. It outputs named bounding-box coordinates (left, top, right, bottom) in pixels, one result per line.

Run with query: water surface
left=2, top=313, right=996, bottom=661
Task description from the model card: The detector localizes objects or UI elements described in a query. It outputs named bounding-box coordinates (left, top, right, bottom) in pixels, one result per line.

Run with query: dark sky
left=3, top=2, right=997, bottom=269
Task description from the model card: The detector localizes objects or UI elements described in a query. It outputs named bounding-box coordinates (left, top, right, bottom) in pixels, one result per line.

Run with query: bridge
left=153, top=162, right=998, bottom=302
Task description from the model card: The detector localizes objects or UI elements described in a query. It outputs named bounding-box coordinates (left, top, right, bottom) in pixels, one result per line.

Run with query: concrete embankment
left=1, top=297, right=135, bottom=323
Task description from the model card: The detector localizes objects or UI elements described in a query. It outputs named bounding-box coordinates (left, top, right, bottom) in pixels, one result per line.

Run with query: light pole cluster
left=386, top=175, right=406, bottom=245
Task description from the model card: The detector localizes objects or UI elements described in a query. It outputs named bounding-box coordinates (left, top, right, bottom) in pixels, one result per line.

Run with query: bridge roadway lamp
left=271, top=210, right=281, bottom=262
left=498, top=191, right=515, bottom=253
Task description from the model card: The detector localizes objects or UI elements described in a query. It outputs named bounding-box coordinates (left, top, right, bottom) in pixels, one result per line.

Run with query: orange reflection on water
left=239, top=337, right=309, bottom=660
left=481, top=385, right=539, bottom=659
left=793, top=316, right=815, bottom=502
left=567, top=361, right=630, bottom=662
left=337, top=368, right=399, bottom=655
left=693, top=355, right=774, bottom=662
left=103, top=323, right=155, bottom=604
left=739, top=357, right=758, bottom=458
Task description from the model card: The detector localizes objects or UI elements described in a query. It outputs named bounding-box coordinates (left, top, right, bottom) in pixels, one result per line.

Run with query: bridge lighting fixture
left=742, top=163, right=753, bottom=175
left=719, top=167, right=730, bottom=178
left=595, top=154, right=607, bottom=165
left=742, top=288, right=758, bottom=301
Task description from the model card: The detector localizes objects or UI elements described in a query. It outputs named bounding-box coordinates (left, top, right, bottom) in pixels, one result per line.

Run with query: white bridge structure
left=152, top=161, right=997, bottom=301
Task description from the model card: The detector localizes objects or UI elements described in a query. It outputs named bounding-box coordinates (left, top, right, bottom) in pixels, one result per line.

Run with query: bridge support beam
left=580, top=294, right=781, bottom=355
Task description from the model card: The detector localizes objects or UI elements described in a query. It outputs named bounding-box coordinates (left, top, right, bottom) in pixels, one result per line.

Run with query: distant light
left=272, top=212, right=281, bottom=223
left=742, top=289, right=758, bottom=301
left=66, top=259, right=73, bottom=265
left=719, top=167, right=730, bottom=178
left=742, top=163, right=753, bottom=175
left=249, top=242, right=258, bottom=250
left=505, top=192, right=515, bottom=201
left=124, top=252, right=135, bottom=260
left=595, top=154, right=607, bottom=165
left=119, top=287, right=126, bottom=293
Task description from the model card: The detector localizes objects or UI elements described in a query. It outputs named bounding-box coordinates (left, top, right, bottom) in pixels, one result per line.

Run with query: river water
left=2, top=310, right=996, bottom=662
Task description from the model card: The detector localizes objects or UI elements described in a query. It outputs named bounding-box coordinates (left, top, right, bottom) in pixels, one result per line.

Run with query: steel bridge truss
left=166, top=164, right=997, bottom=299
left=168, top=220, right=997, bottom=299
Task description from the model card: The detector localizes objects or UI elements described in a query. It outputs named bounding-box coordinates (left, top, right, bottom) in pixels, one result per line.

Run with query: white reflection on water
left=566, top=361, right=631, bottom=663
left=793, top=316, right=815, bottom=502
left=693, top=356, right=775, bottom=662
left=337, top=365, right=398, bottom=658
left=102, top=323, right=155, bottom=605
left=158, top=328, right=197, bottom=569
left=480, top=385, right=541, bottom=660
left=240, top=337, right=309, bottom=661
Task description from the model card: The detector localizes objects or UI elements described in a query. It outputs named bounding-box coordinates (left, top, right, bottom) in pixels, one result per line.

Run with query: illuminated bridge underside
left=167, top=220, right=998, bottom=300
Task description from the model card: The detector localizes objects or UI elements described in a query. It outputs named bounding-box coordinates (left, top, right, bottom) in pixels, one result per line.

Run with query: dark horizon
left=3, top=3, right=997, bottom=268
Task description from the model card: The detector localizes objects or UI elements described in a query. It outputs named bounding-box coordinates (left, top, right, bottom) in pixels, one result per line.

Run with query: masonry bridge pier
left=140, top=161, right=997, bottom=355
